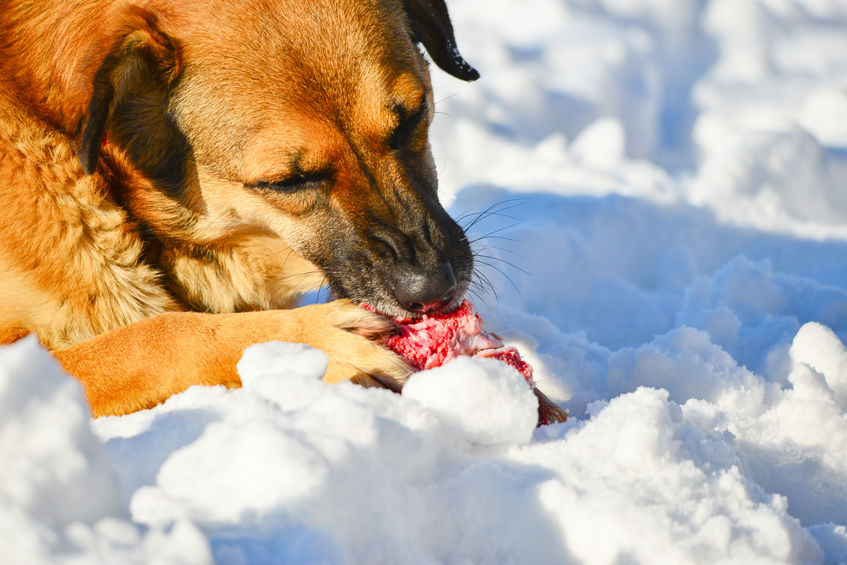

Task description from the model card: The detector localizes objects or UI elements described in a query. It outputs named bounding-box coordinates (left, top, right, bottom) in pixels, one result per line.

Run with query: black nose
left=392, top=262, right=457, bottom=314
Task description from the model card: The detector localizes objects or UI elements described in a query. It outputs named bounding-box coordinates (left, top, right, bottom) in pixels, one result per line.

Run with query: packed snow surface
left=4, top=1, right=847, bottom=563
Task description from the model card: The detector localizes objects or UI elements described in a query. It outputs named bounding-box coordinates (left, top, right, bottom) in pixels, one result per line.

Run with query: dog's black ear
left=77, top=53, right=115, bottom=175
left=404, top=0, right=479, bottom=81
left=77, top=9, right=183, bottom=176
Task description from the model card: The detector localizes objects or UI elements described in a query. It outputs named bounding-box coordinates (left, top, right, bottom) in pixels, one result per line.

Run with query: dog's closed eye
left=247, top=171, right=330, bottom=194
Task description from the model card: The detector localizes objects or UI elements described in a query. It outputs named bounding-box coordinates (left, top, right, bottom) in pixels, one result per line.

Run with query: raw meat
left=366, top=300, right=567, bottom=425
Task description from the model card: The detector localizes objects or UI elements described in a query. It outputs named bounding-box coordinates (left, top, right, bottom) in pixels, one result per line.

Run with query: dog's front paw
left=292, top=299, right=412, bottom=390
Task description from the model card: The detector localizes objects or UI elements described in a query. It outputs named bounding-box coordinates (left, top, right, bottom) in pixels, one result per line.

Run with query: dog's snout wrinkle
left=422, top=217, right=435, bottom=247
left=371, top=231, right=402, bottom=262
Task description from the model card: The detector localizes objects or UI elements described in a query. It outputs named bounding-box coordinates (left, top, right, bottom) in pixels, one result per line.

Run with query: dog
left=0, top=0, right=480, bottom=416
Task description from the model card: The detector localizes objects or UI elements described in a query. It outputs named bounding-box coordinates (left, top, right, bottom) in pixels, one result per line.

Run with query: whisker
left=470, top=274, right=492, bottom=297
left=189, top=208, right=240, bottom=242
left=435, top=93, right=459, bottom=105
left=469, top=210, right=523, bottom=227
left=473, top=253, right=529, bottom=276
left=470, top=244, right=523, bottom=261
left=458, top=198, right=528, bottom=232
left=273, top=266, right=324, bottom=280
left=467, top=286, right=492, bottom=308
left=468, top=222, right=522, bottom=242
left=314, top=276, right=329, bottom=304
left=456, top=199, right=519, bottom=227
left=471, top=267, right=499, bottom=301
left=474, top=259, right=521, bottom=296
left=474, top=272, right=500, bottom=304
left=457, top=199, right=534, bottom=305
left=468, top=234, right=520, bottom=245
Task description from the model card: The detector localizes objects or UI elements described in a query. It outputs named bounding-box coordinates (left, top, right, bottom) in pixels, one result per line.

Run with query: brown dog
left=0, top=0, right=483, bottom=416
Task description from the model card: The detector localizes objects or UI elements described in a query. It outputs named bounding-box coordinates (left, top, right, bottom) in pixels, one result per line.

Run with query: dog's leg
left=53, top=300, right=410, bottom=417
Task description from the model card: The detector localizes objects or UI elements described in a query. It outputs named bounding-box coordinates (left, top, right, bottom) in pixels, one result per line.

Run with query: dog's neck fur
left=0, top=87, right=176, bottom=348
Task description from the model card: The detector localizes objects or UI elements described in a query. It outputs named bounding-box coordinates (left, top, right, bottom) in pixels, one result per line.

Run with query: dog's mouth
left=316, top=221, right=474, bottom=319
left=327, top=257, right=472, bottom=319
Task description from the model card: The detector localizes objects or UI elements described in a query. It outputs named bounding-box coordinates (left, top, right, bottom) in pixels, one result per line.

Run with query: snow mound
left=0, top=338, right=211, bottom=564
left=791, top=322, right=847, bottom=408
left=529, top=388, right=822, bottom=564
left=403, top=356, right=538, bottom=445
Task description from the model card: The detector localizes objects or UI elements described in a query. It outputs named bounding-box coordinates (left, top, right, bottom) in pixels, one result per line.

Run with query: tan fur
left=0, top=0, right=481, bottom=416
left=0, top=88, right=179, bottom=348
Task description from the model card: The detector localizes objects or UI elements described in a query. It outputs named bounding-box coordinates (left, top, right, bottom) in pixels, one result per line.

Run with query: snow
left=403, top=356, right=539, bottom=445
left=4, top=0, right=847, bottom=563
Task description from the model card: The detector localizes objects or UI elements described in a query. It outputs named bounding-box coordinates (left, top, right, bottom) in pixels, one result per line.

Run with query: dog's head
left=75, top=0, right=477, bottom=317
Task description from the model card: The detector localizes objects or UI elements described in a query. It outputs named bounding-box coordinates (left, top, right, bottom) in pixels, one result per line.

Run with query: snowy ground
left=3, top=0, right=847, bottom=563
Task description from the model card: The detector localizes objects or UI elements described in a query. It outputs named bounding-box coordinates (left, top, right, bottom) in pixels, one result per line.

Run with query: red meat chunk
left=383, top=300, right=535, bottom=386
left=365, top=300, right=567, bottom=426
